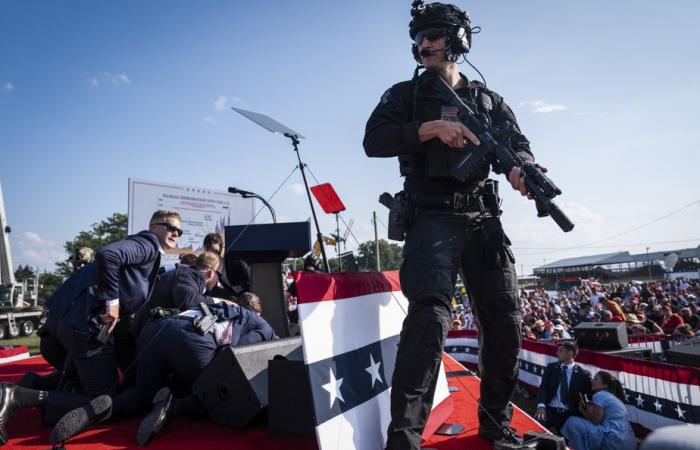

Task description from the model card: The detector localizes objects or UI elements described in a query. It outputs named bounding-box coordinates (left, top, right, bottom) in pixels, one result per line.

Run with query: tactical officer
left=364, top=2, right=544, bottom=447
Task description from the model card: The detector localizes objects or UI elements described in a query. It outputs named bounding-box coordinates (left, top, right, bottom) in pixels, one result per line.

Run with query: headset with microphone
left=409, top=1, right=472, bottom=63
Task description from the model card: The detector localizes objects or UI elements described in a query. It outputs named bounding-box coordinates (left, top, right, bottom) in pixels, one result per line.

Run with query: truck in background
left=0, top=182, right=44, bottom=339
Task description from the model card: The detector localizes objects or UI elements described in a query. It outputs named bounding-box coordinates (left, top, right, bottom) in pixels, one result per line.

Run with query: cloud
left=3, top=82, right=14, bottom=92
left=23, top=231, right=44, bottom=244
left=558, top=201, right=604, bottom=225
left=10, top=232, right=65, bottom=271
left=230, top=96, right=243, bottom=105
left=519, top=100, right=569, bottom=114
left=89, top=77, right=99, bottom=88
left=289, top=183, right=306, bottom=195
left=203, top=115, right=216, bottom=124
left=214, top=96, right=227, bottom=111
left=105, top=72, right=132, bottom=85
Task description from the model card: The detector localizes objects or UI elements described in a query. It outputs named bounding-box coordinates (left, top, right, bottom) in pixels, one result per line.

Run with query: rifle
left=432, top=76, right=574, bottom=232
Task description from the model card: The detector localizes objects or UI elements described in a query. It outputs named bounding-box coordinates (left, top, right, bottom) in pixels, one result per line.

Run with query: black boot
left=0, top=383, right=20, bottom=445
left=49, top=395, right=112, bottom=445
left=137, top=387, right=173, bottom=446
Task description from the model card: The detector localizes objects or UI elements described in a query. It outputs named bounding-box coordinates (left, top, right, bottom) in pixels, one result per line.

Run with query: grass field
left=0, top=335, right=40, bottom=355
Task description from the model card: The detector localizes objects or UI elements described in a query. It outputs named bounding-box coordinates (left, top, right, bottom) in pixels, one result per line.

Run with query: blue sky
left=1, top=0, right=699, bottom=274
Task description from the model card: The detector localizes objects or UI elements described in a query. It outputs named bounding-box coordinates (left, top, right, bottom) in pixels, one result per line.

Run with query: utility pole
left=373, top=211, right=380, bottom=271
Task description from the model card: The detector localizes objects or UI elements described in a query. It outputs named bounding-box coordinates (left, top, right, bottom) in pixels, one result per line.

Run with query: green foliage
left=279, top=240, right=405, bottom=274
left=56, top=213, right=128, bottom=277
left=38, top=272, right=64, bottom=303
left=355, top=239, right=403, bottom=271
left=14, top=264, right=35, bottom=281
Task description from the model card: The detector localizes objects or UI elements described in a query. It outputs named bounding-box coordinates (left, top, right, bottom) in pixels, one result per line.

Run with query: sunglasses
left=155, top=222, right=183, bottom=237
left=414, top=27, right=448, bottom=46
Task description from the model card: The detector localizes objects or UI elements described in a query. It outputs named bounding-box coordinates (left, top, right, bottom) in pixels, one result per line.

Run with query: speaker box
left=665, top=338, right=700, bottom=367
left=268, top=358, right=315, bottom=437
left=193, top=337, right=303, bottom=428
left=574, top=322, right=628, bottom=350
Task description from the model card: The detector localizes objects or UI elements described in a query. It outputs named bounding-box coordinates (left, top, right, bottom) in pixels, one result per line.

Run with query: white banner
left=127, top=178, right=255, bottom=268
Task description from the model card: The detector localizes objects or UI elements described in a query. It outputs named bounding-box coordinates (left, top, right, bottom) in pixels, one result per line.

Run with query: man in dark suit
left=131, top=251, right=229, bottom=336
left=49, top=302, right=275, bottom=445
left=2, top=210, right=182, bottom=428
left=535, top=342, right=592, bottom=432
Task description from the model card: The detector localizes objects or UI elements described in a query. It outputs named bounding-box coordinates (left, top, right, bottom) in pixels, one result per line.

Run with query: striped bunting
left=445, top=331, right=700, bottom=431
left=295, top=270, right=451, bottom=450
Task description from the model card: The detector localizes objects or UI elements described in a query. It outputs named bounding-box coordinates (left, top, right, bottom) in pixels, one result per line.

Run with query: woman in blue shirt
left=561, top=370, right=636, bottom=450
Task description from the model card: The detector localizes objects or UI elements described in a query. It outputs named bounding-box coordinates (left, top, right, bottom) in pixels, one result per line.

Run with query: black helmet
left=409, top=1, right=472, bottom=63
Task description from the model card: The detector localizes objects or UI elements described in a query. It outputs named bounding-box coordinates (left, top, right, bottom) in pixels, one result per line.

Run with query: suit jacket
left=95, top=230, right=162, bottom=314
left=537, top=361, right=592, bottom=414
left=131, top=265, right=217, bottom=337
left=149, top=265, right=215, bottom=310
left=45, top=230, right=161, bottom=334
left=44, top=262, right=97, bottom=335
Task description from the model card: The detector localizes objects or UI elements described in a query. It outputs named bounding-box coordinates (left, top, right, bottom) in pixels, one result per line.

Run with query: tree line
left=15, top=213, right=403, bottom=302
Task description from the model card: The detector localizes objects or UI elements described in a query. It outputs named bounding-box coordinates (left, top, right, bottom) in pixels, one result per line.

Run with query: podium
left=225, top=221, right=311, bottom=337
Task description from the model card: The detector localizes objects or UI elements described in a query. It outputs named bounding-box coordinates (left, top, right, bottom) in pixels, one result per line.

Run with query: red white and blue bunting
left=445, top=330, right=700, bottom=431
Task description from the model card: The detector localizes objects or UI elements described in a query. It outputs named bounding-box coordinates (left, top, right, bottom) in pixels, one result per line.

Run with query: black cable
left=513, top=237, right=700, bottom=251
left=517, top=200, right=699, bottom=257
left=224, top=165, right=299, bottom=254
left=103, top=166, right=302, bottom=393
left=463, top=57, right=488, bottom=87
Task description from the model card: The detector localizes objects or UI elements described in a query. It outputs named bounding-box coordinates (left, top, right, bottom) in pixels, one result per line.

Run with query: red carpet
left=0, top=354, right=546, bottom=449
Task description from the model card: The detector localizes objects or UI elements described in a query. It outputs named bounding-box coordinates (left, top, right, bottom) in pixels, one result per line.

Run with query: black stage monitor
left=574, top=322, right=628, bottom=350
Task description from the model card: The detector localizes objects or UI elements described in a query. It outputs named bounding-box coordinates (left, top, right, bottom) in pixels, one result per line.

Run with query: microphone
left=419, top=47, right=447, bottom=57
left=227, top=187, right=253, bottom=197
left=227, top=187, right=277, bottom=223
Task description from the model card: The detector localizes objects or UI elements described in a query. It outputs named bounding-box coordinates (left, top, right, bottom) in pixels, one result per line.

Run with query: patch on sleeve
left=380, top=89, right=393, bottom=105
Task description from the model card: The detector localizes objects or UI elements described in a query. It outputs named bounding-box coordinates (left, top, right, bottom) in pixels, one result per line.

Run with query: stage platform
left=0, top=354, right=547, bottom=449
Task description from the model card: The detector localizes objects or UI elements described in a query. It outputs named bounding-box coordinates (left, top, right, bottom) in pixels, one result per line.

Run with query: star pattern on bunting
left=444, top=346, right=700, bottom=424
left=322, top=367, right=345, bottom=407
left=675, top=404, right=686, bottom=420
left=365, top=353, right=383, bottom=388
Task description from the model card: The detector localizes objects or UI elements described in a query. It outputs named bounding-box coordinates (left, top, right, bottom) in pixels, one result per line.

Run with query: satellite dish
left=663, top=253, right=679, bottom=272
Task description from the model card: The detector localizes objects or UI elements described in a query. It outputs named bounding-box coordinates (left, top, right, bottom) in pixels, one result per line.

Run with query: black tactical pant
left=386, top=209, right=521, bottom=450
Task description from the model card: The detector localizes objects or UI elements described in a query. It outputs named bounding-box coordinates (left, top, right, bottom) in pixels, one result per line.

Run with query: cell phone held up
left=579, top=393, right=590, bottom=409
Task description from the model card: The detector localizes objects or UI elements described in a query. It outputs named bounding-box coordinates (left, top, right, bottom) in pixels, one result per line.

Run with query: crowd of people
left=451, top=278, right=700, bottom=342
left=449, top=277, right=700, bottom=449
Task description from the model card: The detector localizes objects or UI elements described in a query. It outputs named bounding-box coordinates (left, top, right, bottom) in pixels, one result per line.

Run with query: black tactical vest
left=399, top=73, right=493, bottom=181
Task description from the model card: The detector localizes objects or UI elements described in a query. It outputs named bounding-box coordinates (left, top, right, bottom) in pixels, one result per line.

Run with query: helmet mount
left=409, top=1, right=472, bottom=63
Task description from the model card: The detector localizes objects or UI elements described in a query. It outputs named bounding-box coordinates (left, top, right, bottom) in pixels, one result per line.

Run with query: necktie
left=560, top=365, right=570, bottom=406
